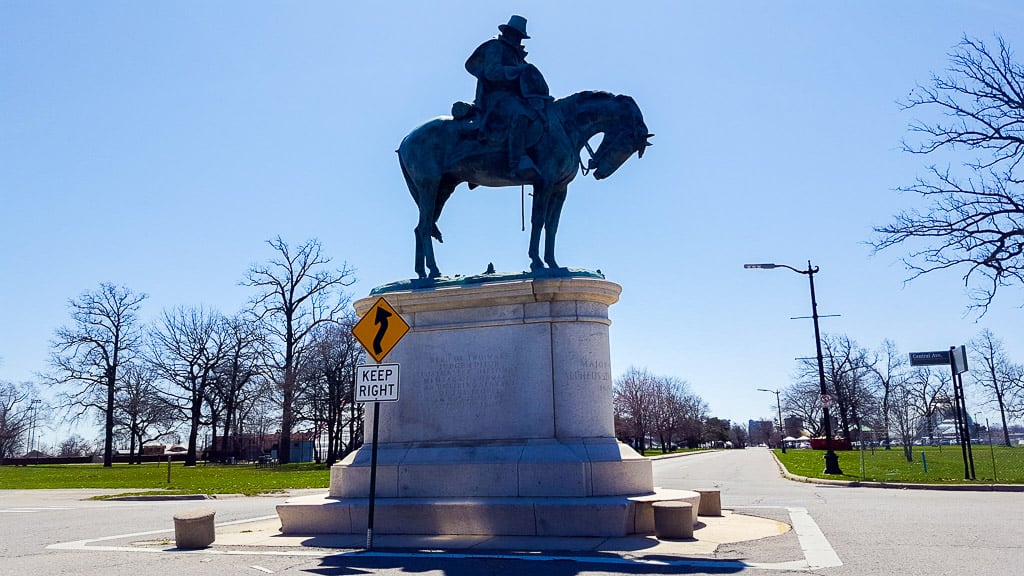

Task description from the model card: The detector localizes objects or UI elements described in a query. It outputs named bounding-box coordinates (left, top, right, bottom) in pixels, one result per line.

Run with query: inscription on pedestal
left=564, top=358, right=611, bottom=383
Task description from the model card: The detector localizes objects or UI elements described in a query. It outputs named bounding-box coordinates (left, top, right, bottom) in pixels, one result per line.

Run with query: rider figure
left=465, top=15, right=551, bottom=179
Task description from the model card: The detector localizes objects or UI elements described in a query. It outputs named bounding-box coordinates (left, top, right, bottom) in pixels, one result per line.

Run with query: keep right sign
left=355, top=363, right=400, bottom=403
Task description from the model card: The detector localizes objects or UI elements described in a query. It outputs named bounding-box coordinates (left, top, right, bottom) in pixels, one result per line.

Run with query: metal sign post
left=351, top=297, right=409, bottom=550
left=354, top=362, right=400, bottom=549
left=366, top=400, right=381, bottom=549
left=909, top=346, right=974, bottom=480
left=949, top=346, right=975, bottom=480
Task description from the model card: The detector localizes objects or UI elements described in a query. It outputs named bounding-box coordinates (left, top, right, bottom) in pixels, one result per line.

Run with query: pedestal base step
left=277, top=488, right=699, bottom=538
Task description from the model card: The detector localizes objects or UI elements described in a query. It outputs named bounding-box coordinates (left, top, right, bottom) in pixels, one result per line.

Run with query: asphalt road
left=1, top=449, right=1021, bottom=575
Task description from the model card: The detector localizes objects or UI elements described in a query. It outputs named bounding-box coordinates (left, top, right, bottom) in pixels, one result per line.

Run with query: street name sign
left=909, top=350, right=951, bottom=366
left=352, top=297, right=410, bottom=363
left=355, top=364, right=400, bottom=403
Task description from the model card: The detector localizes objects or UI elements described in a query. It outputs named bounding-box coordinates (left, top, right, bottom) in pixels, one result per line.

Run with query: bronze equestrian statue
left=399, top=15, right=653, bottom=279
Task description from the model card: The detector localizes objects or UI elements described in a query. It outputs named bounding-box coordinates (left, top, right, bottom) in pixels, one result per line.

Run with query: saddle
left=450, top=100, right=548, bottom=146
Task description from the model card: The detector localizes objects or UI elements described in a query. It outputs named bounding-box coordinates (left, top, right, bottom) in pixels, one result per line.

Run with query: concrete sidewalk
left=82, top=497, right=804, bottom=574
left=200, top=505, right=789, bottom=558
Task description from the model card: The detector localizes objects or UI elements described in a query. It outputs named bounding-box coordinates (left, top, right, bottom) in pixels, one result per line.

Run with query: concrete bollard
left=652, top=501, right=694, bottom=539
left=173, top=508, right=216, bottom=549
left=694, top=489, right=722, bottom=516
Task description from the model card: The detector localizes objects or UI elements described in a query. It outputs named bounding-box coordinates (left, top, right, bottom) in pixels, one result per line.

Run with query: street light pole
left=29, top=399, right=42, bottom=455
left=757, top=388, right=786, bottom=453
left=745, top=260, right=843, bottom=475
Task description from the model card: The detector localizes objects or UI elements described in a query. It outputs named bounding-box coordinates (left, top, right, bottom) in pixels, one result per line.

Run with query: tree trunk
left=128, top=422, right=137, bottom=465
left=278, top=331, right=296, bottom=464
left=104, top=371, right=115, bottom=468
left=999, top=403, right=1011, bottom=447
left=279, top=396, right=292, bottom=464
left=185, top=389, right=202, bottom=467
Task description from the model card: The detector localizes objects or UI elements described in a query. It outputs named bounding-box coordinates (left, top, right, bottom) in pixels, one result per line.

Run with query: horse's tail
left=397, top=142, right=443, bottom=243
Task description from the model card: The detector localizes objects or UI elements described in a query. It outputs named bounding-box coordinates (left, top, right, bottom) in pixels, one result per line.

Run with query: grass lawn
left=775, top=445, right=1024, bottom=484
left=0, top=462, right=330, bottom=496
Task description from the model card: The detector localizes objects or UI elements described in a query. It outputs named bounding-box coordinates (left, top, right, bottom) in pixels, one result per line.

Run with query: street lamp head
left=756, top=388, right=775, bottom=393
left=744, top=263, right=777, bottom=269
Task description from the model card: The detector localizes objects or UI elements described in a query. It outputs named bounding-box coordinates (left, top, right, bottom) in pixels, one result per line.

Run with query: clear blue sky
left=3, top=1, right=1023, bottom=446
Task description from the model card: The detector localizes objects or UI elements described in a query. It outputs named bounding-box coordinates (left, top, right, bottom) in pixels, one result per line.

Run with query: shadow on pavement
left=307, top=552, right=747, bottom=575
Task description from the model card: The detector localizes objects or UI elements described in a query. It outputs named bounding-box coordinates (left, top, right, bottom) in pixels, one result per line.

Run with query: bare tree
left=782, top=380, right=823, bottom=437
left=649, top=376, right=705, bottom=452
left=244, top=237, right=355, bottom=464
left=888, top=380, right=923, bottom=462
left=55, top=434, right=95, bottom=457
left=208, top=313, right=266, bottom=461
left=0, top=381, right=37, bottom=462
left=888, top=368, right=953, bottom=462
left=673, top=382, right=708, bottom=449
left=970, top=329, right=1021, bottom=446
left=114, top=362, right=178, bottom=463
left=147, top=306, right=228, bottom=466
left=873, top=35, right=1024, bottom=312
left=613, top=366, right=656, bottom=452
left=825, top=336, right=878, bottom=443
left=789, top=334, right=877, bottom=441
left=297, top=316, right=365, bottom=465
left=48, top=284, right=147, bottom=467
left=868, top=339, right=908, bottom=449
left=613, top=367, right=706, bottom=453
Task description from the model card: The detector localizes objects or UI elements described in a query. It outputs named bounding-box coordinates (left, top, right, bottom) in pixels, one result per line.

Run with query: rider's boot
left=508, top=116, right=529, bottom=178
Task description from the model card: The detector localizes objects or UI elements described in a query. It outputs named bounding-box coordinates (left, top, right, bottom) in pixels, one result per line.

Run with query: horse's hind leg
left=543, top=184, right=568, bottom=269
left=414, top=225, right=426, bottom=279
left=415, top=179, right=443, bottom=278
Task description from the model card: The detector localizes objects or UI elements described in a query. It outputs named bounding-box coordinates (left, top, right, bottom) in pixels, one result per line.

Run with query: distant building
left=206, top=431, right=317, bottom=463
left=783, top=416, right=803, bottom=438
left=748, top=419, right=774, bottom=445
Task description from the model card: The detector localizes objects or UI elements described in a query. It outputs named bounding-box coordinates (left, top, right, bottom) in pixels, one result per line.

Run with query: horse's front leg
left=543, top=184, right=568, bottom=269
left=528, top=185, right=547, bottom=271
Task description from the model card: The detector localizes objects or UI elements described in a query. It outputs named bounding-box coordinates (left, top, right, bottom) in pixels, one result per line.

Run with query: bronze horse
left=398, top=90, right=652, bottom=279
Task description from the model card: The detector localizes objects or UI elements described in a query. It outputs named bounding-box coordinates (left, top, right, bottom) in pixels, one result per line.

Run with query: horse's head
left=589, top=95, right=653, bottom=180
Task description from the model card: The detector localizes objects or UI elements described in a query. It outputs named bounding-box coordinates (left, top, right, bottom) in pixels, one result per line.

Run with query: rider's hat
left=499, top=15, right=530, bottom=39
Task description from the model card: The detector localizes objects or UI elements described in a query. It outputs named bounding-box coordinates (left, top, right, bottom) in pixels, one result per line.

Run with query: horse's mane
left=555, top=90, right=641, bottom=124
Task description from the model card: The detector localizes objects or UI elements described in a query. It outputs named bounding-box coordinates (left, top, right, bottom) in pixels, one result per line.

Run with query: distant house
left=206, top=431, right=317, bottom=463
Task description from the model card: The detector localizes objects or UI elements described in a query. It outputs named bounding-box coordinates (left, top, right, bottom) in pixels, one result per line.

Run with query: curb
left=647, top=449, right=721, bottom=460
left=767, top=449, right=1024, bottom=492
left=108, top=494, right=211, bottom=501
left=105, top=489, right=320, bottom=501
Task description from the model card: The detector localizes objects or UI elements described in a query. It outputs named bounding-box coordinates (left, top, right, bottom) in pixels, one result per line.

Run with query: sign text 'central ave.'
left=355, top=364, right=400, bottom=403
left=909, top=350, right=950, bottom=367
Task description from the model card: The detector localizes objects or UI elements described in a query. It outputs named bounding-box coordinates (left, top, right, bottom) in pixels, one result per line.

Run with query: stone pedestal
left=278, top=275, right=655, bottom=537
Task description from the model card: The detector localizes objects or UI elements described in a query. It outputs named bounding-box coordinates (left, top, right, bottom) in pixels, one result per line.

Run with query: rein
left=580, top=140, right=596, bottom=176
